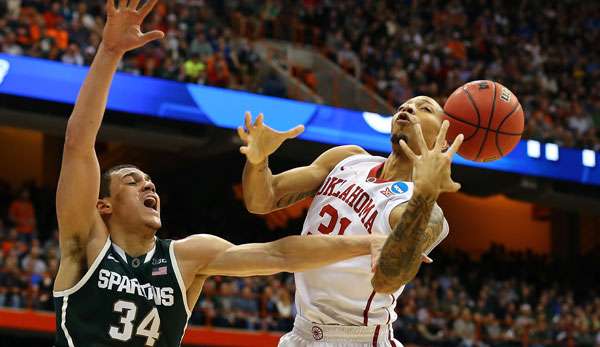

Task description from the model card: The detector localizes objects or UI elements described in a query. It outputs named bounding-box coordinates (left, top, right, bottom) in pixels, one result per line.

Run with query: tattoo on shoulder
left=276, top=190, right=317, bottom=208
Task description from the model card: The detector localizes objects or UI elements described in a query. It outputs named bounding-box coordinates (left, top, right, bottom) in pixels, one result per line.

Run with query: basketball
left=442, top=80, right=524, bottom=162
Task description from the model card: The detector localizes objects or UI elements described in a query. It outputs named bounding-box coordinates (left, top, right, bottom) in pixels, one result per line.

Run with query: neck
left=108, top=222, right=156, bottom=257
left=380, top=151, right=413, bottom=182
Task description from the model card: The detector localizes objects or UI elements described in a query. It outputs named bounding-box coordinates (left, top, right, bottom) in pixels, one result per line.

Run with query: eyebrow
left=121, top=172, right=152, bottom=182
left=417, top=100, right=434, bottom=108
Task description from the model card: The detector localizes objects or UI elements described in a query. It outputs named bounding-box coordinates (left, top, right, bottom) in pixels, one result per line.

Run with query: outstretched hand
left=237, top=112, right=305, bottom=164
left=102, top=0, right=165, bottom=55
left=399, top=120, right=463, bottom=198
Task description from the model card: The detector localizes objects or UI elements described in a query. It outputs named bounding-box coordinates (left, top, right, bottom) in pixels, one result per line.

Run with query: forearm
left=372, top=188, right=437, bottom=293
left=274, top=235, right=371, bottom=272
left=242, top=158, right=277, bottom=213
left=65, top=44, right=122, bottom=149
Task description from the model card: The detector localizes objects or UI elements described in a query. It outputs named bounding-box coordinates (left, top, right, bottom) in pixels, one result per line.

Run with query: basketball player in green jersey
left=53, top=1, right=386, bottom=346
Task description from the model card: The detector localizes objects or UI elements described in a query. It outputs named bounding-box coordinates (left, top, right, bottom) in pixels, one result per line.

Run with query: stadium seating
left=1, top=1, right=598, bottom=149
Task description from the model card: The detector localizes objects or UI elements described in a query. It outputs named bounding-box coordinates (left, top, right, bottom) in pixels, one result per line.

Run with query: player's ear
left=97, top=198, right=112, bottom=216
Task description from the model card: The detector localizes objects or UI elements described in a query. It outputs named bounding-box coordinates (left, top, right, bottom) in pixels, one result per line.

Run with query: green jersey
left=54, top=237, right=190, bottom=347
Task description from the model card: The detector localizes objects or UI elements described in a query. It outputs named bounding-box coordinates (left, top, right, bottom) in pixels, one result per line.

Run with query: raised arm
left=238, top=112, right=366, bottom=214
left=175, top=234, right=384, bottom=277
left=56, top=1, right=163, bottom=249
left=371, top=121, right=463, bottom=293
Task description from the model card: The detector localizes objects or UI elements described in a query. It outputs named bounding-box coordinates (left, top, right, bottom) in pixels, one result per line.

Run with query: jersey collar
left=112, top=238, right=157, bottom=265
left=367, top=163, right=393, bottom=183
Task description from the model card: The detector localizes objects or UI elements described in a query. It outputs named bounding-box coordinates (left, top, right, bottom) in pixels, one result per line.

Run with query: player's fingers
left=414, top=123, right=429, bottom=155
left=371, top=253, right=381, bottom=273
left=139, top=0, right=158, bottom=18
left=118, top=0, right=127, bottom=9
left=244, top=111, right=252, bottom=131
left=237, top=126, right=248, bottom=142
left=434, top=120, right=449, bottom=152
left=284, top=125, right=305, bottom=139
left=443, top=179, right=461, bottom=192
left=255, top=113, right=264, bottom=127
left=451, top=181, right=461, bottom=191
left=129, top=0, right=141, bottom=10
left=239, top=146, right=249, bottom=155
left=140, top=30, right=164, bottom=44
left=399, top=140, right=418, bottom=162
left=421, top=254, right=433, bottom=264
left=106, top=0, right=117, bottom=14
left=446, top=133, right=464, bottom=157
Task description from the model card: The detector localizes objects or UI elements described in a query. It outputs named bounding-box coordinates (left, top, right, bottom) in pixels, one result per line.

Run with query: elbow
left=63, top=121, right=90, bottom=151
left=245, top=205, right=270, bottom=215
left=244, top=200, right=275, bottom=215
left=63, top=124, right=79, bottom=149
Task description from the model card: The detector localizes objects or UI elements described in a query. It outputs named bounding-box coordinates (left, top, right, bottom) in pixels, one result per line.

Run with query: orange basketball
left=442, top=80, right=524, bottom=162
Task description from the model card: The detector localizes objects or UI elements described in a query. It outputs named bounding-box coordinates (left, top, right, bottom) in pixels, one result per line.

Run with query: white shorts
left=278, top=316, right=403, bottom=347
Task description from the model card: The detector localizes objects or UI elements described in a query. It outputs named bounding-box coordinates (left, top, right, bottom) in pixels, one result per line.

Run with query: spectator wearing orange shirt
left=1, top=228, right=18, bottom=256
left=8, top=189, right=36, bottom=242
left=45, top=20, right=69, bottom=51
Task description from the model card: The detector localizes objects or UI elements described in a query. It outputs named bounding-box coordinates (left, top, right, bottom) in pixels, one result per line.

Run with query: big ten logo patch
left=380, top=181, right=409, bottom=198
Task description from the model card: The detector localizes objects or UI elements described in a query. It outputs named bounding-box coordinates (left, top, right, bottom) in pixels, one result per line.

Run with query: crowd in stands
left=0, top=0, right=288, bottom=98
left=223, top=0, right=600, bottom=150
left=1, top=179, right=599, bottom=346
left=395, top=245, right=600, bottom=347
left=1, top=1, right=599, bottom=149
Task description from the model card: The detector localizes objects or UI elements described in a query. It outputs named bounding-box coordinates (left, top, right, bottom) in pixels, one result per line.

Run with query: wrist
left=413, top=182, right=440, bottom=201
left=249, top=157, right=268, bottom=168
left=98, top=42, right=125, bottom=60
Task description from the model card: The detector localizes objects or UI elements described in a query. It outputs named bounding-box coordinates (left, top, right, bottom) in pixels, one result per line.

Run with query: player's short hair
left=99, top=164, right=140, bottom=198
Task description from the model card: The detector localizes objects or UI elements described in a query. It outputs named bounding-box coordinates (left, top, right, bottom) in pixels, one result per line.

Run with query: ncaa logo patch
left=390, top=182, right=409, bottom=194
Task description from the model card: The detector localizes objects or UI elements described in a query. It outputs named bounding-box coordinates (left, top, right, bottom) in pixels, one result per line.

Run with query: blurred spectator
left=61, top=43, right=84, bottom=66
left=273, top=287, right=293, bottom=331
left=453, top=308, right=477, bottom=346
left=8, top=189, right=36, bottom=242
left=261, top=71, right=286, bottom=98
left=182, top=53, right=206, bottom=84
left=21, top=245, right=46, bottom=275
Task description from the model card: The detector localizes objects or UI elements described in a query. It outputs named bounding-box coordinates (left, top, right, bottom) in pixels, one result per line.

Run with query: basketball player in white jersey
left=238, top=97, right=463, bottom=346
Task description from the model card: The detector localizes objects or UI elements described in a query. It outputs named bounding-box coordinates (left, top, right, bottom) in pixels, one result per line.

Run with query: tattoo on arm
left=275, top=190, right=317, bottom=208
left=373, top=195, right=440, bottom=291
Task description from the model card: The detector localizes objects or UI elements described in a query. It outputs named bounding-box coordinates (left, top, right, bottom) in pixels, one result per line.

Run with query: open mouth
left=396, top=112, right=411, bottom=124
left=143, top=196, right=158, bottom=211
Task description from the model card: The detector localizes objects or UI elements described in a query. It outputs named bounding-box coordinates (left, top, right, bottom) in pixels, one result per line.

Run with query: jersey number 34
left=109, top=300, right=161, bottom=346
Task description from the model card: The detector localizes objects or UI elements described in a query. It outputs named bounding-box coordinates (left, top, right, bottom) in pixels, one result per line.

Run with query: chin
left=390, top=133, right=408, bottom=154
left=390, top=133, right=408, bottom=145
left=144, top=217, right=162, bottom=231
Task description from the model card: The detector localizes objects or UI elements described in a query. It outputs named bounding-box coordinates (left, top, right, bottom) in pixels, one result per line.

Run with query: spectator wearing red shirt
left=8, top=189, right=36, bottom=242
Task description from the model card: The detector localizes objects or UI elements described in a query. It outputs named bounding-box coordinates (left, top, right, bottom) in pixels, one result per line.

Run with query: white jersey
left=294, top=154, right=449, bottom=326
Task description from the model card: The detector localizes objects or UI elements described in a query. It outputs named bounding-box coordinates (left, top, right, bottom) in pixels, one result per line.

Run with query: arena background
left=0, top=1, right=599, bottom=346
